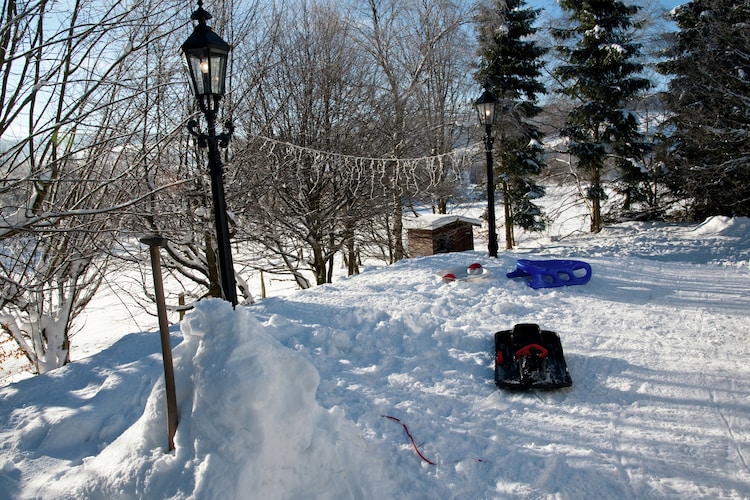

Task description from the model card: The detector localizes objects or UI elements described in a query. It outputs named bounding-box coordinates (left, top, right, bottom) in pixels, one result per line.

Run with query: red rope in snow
left=383, top=415, right=437, bottom=465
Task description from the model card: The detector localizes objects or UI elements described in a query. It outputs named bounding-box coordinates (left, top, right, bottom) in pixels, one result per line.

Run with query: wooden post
left=179, top=293, right=186, bottom=321
left=140, top=235, right=179, bottom=452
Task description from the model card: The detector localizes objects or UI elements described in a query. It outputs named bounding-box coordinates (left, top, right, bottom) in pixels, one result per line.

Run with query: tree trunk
left=503, top=180, right=513, bottom=250
left=392, top=192, right=404, bottom=262
left=591, top=168, right=602, bottom=233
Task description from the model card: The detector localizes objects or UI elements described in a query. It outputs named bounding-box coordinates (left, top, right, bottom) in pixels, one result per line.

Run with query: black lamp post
left=181, top=0, right=238, bottom=306
left=474, top=84, right=499, bottom=258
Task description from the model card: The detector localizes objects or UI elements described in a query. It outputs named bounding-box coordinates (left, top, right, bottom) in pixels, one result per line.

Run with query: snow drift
left=21, top=300, right=398, bottom=499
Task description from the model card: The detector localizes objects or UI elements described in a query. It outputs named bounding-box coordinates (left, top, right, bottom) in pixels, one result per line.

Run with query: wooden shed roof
left=403, top=214, right=482, bottom=231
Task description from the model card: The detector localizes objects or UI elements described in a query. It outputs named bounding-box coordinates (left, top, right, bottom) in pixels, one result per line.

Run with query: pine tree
left=552, top=0, right=651, bottom=232
left=475, top=0, right=548, bottom=249
left=657, top=0, right=750, bottom=220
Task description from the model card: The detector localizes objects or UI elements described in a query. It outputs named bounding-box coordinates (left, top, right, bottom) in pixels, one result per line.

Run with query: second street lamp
left=181, top=0, right=238, bottom=306
left=474, top=84, right=500, bottom=258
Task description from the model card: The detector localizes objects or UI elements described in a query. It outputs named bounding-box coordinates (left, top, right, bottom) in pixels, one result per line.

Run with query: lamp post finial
left=191, top=0, right=212, bottom=24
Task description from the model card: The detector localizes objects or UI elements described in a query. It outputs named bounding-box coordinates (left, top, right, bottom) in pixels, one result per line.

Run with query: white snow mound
left=38, top=299, right=398, bottom=499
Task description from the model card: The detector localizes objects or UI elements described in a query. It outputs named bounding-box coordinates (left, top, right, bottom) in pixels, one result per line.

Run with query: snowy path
left=252, top=233, right=750, bottom=498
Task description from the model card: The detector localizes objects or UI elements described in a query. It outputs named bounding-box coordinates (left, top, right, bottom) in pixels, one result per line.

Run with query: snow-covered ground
left=1, top=205, right=750, bottom=498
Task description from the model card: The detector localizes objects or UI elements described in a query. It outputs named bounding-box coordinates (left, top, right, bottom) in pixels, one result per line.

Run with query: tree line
left=1, top=0, right=747, bottom=375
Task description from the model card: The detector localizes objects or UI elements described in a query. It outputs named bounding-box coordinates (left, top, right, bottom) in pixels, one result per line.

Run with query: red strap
left=383, top=415, right=437, bottom=465
left=515, top=343, right=548, bottom=358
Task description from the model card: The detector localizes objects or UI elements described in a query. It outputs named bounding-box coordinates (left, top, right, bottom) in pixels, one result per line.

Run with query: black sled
left=494, top=323, right=572, bottom=390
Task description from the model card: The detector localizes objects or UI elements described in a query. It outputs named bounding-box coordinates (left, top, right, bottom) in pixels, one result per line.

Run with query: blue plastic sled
left=506, top=259, right=592, bottom=289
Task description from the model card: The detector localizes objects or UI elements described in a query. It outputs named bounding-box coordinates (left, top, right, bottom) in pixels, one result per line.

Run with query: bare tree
left=0, top=0, right=187, bottom=373
left=346, top=0, right=472, bottom=261
left=232, top=1, right=380, bottom=286
left=413, top=0, right=475, bottom=215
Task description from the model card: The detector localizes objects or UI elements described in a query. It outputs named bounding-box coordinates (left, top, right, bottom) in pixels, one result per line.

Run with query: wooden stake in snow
left=140, top=235, right=179, bottom=452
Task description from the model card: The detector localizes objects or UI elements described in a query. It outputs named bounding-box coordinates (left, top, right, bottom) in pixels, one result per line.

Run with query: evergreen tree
left=552, top=0, right=651, bottom=232
left=475, top=0, right=548, bottom=249
left=657, top=0, right=750, bottom=220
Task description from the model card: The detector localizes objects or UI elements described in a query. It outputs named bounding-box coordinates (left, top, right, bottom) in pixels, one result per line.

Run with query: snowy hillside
left=1, top=216, right=750, bottom=499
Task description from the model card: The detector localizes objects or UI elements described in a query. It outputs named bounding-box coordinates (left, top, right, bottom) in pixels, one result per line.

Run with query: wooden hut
left=405, top=214, right=482, bottom=257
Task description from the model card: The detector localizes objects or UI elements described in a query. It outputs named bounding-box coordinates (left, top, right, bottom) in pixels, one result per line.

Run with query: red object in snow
left=383, top=415, right=437, bottom=465
left=515, top=343, right=549, bottom=359
left=467, top=262, right=482, bottom=275
left=442, top=273, right=457, bottom=282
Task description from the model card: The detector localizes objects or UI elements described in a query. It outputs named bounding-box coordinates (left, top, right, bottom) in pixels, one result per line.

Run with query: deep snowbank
left=4, top=300, right=399, bottom=499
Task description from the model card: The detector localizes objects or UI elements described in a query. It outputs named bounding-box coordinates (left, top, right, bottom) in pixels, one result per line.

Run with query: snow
left=403, top=213, right=482, bottom=230
left=2, top=211, right=750, bottom=498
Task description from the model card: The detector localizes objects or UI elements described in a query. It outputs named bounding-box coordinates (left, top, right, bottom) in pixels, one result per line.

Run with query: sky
left=529, top=0, right=686, bottom=20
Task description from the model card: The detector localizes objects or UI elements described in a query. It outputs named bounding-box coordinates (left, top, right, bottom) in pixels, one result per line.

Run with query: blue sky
left=529, top=0, right=685, bottom=26
left=659, top=0, right=685, bottom=9
left=530, top=0, right=685, bottom=13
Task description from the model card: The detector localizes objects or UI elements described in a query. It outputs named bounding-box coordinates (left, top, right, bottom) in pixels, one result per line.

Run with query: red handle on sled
left=515, top=344, right=548, bottom=359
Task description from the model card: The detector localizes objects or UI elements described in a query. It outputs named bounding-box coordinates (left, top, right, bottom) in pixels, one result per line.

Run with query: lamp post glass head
left=181, top=1, right=230, bottom=109
left=474, top=85, right=499, bottom=127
